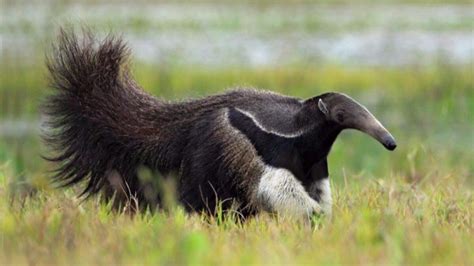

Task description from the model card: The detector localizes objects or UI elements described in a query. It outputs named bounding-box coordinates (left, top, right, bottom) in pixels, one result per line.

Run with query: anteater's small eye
left=336, top=113, right=344, bottom=123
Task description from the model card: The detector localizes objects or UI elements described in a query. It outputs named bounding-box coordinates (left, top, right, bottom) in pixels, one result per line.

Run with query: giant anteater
left=43, top=29, right=397, bottom=218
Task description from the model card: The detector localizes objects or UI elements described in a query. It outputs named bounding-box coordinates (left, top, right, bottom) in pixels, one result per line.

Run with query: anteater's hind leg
left=102, top=169, right=158, bottom=213
left=99, top=170, right=137, bottom=212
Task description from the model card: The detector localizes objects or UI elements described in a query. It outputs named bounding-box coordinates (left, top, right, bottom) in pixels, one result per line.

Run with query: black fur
left=43, top=29, right=395, bottom=216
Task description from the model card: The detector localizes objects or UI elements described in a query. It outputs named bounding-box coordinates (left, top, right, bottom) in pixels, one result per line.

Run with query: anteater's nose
left=382, top=135, right=397, bottom=151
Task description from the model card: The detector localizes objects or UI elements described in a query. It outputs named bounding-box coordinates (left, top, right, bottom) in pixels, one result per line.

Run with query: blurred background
left=1, top=0, right=473, bottom=190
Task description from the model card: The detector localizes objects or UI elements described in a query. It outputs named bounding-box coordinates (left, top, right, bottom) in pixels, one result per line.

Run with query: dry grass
left=1, top=161, right=472, bottom=265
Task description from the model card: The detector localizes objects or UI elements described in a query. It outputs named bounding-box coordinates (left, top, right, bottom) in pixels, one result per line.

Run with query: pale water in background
left=1, top=2, right=473, bottom=67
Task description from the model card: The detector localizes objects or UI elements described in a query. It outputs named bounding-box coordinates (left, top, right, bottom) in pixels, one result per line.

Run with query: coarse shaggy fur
left=43, top=29, right=396, bottom=217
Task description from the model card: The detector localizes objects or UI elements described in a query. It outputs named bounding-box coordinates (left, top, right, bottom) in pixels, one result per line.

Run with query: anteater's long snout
left=356, top=112, right=397, bottom=151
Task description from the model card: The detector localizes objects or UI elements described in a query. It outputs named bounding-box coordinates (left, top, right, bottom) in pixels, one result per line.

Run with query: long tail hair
left=42, top=29, right=184, bottom=205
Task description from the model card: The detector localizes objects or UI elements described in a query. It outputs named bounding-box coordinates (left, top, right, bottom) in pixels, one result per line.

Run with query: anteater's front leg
left=255, top=166, right=322, bottom=218
left=306, top=159, right=332, bottom=215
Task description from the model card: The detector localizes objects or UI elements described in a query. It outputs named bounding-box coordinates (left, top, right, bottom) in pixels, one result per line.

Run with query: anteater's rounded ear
left=318, top=99, right=329, bottom=116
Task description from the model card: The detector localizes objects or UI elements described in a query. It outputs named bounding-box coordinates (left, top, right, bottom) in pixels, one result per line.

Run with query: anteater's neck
left=295, top=115, right=342, bottom=175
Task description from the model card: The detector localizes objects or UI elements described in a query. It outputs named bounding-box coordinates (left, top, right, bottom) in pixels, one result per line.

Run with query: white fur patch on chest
left=256, top=165, right=322, bottom=217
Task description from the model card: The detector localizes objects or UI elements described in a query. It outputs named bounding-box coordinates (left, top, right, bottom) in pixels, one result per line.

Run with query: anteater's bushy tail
left=43, top=29, right=180, bottom=204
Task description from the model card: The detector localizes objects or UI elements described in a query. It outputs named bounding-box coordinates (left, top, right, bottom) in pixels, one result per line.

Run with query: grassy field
left=0, top=169, right=472, bottom=265
left=1, top=0, right=473, bottom=265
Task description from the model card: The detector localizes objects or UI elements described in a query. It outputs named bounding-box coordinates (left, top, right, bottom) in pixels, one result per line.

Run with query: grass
left=0, top=63, right=473, bottom=265
left=1, top=164, right=472, bottom=265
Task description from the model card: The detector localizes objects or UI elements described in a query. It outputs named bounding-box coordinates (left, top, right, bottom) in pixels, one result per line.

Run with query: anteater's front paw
left=306, top=200, right=324, bottom=218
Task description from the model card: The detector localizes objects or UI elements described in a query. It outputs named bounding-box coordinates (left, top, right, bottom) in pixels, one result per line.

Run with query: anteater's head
left=310, top=92, right=397, bottom=151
